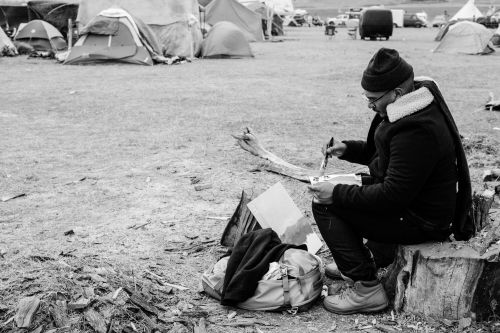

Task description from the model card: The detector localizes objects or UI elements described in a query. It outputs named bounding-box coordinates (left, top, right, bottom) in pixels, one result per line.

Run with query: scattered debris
left=227, top=311, right=237, bottom=319
left=144, top=270, right=189, bottom=291
left=14, top=296, right=40, bottom=328
left=194, top=184, right=212, bottom=191
left=63, top=230, right=74, bottom=236
left=485, top=92, right=500, bottom=111
left=206, top=216, right=230, bottom=221
left=64, top=177, right=86, bottom=185
left=190, top=177, right=202, bottom=185
left=127, top=220, right=152, bottom=230
left=1, top=193, right=26, bottom=202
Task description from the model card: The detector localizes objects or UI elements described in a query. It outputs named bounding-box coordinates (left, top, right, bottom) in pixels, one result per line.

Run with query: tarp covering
left=27, top=1, right=78, bottom=35
left=0, top=24, right=17, bottom=55
left=77, top=0, right=202, bottom=58
left=0, top=5, right=29, bottom=29
left=77, top=0, right=198, bottom=26
left=451, top=0, right=483, bottom=21
left=434, top=21, right=494, bottom=54
left=200, top=21, right=252, bottom=58
left=205, top=0, right=263, bottom=42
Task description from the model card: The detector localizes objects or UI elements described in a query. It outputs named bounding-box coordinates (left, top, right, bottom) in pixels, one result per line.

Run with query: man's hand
left=307, top=182, right=335, bottom=205
left=321, top=137, right=347, bottom=158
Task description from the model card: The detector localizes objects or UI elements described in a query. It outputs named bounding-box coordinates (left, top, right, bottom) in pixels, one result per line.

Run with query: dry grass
left=1, top=26, right=499, bottom=332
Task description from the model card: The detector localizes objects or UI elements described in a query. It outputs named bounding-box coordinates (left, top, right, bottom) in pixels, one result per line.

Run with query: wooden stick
left=144, top=270, right=189, bottom=291
left=232, top=127, right=363, bottom=183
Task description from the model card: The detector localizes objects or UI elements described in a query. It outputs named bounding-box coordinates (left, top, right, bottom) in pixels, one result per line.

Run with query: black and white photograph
left=1, top=0, right=500, bottom=332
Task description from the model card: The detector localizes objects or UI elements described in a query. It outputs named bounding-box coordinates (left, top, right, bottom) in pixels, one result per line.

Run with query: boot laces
left=337, top=283, right=356, bottom=300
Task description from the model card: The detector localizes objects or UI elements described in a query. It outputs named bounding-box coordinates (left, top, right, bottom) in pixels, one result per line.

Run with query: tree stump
left=382, top=242, right=500, bottom=321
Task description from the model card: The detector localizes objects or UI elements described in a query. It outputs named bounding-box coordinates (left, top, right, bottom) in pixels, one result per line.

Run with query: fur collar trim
left=386, top=87, right=434, bottom=123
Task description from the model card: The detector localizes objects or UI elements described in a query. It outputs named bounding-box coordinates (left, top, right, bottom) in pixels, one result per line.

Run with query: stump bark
left=382, top=242, right=500, bottom=321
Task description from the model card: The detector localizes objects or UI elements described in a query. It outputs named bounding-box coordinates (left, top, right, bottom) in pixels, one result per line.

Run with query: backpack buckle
left=287, top=306, right=298, bottom=315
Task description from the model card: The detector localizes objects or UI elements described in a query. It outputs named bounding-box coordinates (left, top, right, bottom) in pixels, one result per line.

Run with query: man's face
left=363, top=89, right=395, bottom=118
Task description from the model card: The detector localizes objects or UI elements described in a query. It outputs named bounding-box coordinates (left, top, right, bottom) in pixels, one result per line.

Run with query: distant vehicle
left=359, top=8, right=393, bottom=40
left=404, top=13, right=427, bottom=27
left=327, top=14, right=349, bottom=26
left=390, top=9, right=405, bottom=27
left=431, top=15, right=448, bottom=27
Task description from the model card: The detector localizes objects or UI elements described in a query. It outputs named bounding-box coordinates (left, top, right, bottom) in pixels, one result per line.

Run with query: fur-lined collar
left=386, top=87, right=434, bottom=123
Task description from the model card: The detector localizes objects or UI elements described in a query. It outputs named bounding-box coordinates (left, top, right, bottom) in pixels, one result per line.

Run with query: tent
left=492, top=25, right=500, bottom=46
left=434, top=21, right=494, bottom=54
left=27, top=1, right=78, bottom=36
left=200, top=21, right=253, bottom=58
left=0, top=24, right=17, bottom=55
left=451, top=0, right=483, bottom=21
left=434, top=21, right=454, bottom=41
left=77, top=0, right=202, bottom=58
left=238, top=0, right=283, bottom=37
left=14, top=19, right=66, bottom=50
left=205, top=0, right=263, bottom=42
left=64, top=8, right=164, bottom=65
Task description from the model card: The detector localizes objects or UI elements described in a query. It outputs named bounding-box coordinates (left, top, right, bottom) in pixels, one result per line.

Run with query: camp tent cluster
left=1, top=0, right=499, bottom=61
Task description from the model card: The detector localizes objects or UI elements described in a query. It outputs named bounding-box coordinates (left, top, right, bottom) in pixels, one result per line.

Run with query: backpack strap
left=282, top=273, right=290, bottom=307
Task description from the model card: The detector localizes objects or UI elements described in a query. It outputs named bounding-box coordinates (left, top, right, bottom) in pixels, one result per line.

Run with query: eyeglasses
left=362, top=90, right=392, bottom=108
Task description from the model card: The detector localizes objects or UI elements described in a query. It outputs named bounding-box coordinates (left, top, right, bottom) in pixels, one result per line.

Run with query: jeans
left=312, top=201, right=436, bottom=281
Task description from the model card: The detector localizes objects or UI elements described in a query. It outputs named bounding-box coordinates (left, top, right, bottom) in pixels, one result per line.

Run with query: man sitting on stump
left=308, top=48, right=472, bottom=314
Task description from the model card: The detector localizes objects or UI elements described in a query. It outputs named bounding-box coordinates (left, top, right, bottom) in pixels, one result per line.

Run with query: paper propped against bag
left=247, top=182, right=323, bottom=254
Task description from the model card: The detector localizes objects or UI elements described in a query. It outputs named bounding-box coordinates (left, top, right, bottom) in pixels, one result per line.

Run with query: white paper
left=247, top=182, right=323, bottom=254
left=309, top=173, right=362, bottom=186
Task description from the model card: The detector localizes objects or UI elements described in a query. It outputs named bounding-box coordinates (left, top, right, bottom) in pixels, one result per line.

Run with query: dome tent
left=434, top=21, right=494, bottom=55
left=64, top=8, right=162, bottom=65
left=14, top=19, right=66, bottom=51
left=200, top=21, right=253, bottom=58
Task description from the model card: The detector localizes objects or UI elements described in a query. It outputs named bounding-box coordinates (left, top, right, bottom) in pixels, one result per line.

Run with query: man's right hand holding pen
left=322, top=137, right=347, bottom=159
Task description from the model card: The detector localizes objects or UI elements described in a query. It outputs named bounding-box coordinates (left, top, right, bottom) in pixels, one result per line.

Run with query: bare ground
left=1, top=26, right=499, bottom=332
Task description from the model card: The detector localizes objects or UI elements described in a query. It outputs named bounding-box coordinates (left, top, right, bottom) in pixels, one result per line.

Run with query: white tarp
left=264, top=0, right=293, bottom=15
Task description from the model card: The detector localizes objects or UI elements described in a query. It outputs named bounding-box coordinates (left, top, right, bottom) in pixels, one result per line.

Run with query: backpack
left=201, top=248, right=324, bottom=313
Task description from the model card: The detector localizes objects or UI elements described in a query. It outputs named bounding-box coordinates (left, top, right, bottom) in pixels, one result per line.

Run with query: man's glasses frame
left=362, top=90, right=392, bottom=108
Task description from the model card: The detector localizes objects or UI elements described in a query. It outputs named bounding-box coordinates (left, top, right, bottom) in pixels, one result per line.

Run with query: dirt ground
left=1, top=26, right=499, bottom=332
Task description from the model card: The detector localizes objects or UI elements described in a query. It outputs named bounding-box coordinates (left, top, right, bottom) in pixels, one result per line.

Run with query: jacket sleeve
left=338, top=114, right=382, bottom=166
left=331, top=125, right=438, bottom=213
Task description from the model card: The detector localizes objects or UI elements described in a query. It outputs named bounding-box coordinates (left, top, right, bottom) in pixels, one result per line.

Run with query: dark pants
left=312, top=201, right=437, bottom=281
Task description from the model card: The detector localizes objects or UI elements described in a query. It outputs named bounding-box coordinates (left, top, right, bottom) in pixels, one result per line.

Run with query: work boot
left=325, top=261, right=342, bottom=279
left=323, top=279, right=388, bottom=314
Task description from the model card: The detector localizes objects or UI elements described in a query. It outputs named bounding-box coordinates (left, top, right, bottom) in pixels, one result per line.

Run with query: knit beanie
left=361, top=48, right=413, bottom=92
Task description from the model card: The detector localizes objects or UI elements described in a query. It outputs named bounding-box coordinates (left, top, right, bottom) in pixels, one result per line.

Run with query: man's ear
left=394, top=88, right=404, bottom=98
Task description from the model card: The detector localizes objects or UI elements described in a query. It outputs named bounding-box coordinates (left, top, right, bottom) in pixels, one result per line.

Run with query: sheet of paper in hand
left=247, top=182, right=323, bottom=254
left=309, top=173, right=362, bottom=186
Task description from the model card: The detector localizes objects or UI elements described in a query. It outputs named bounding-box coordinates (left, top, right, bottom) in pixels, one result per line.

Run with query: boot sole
left=323, top=302, right=389, bottom=315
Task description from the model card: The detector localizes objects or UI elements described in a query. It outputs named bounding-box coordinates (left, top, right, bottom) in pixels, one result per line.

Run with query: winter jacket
left=332, top=80, right=472, bottom=239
